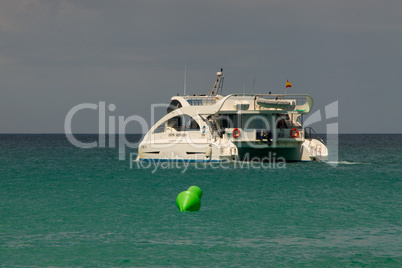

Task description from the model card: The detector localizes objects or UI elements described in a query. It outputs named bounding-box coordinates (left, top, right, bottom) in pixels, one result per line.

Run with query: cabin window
left=153, top=123, right=166, bottom=134
left=167, top=100, right=182, bottom=114
left=243, top=115, right=270, bottom=130
left=182, top=115, right=200, bottom=131
left=153, top=115, right=199, bottom=134
left=276, top=114, right=291, bottom=128
left=216, top=114, right=236, bottom=128
left=218, top=114, right=271, bottom=129
left=167, top=116, right=182, bottom=131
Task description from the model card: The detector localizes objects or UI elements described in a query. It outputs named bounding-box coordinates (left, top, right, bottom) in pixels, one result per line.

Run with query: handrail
left=304, top=127, right=325, bottom=144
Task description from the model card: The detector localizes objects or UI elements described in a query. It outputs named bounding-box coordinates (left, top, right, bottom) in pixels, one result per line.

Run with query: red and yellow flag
left=285, top=80, right=292, bottom=88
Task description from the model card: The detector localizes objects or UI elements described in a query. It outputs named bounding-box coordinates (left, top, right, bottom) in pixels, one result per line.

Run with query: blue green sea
left=1, top=134, right=401, bottom=267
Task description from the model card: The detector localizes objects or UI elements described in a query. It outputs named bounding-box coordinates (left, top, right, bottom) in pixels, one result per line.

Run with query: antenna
left=211, top=68, right=224, bottom=96
left=184, top=64, right=187, bottom=95
left=219, top=68, right=224, bottom=95
left=251, top=78, right=256, bottom=94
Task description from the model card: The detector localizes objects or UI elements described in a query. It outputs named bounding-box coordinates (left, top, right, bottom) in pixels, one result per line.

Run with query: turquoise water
left=1, top=134, right=401, bottom=267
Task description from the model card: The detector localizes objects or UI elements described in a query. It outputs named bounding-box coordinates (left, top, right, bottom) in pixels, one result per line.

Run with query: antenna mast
left=210, top=68, right=224, bottom=96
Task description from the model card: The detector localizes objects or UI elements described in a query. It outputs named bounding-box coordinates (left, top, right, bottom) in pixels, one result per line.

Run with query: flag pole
left=284, top=73, right=288, bottom=95
left=285, top=79, right=292, bottom=95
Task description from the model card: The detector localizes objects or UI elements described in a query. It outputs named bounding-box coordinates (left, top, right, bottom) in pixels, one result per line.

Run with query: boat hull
left=236, top=147, right=309, bottom=162
left=234, top=139, right=327, bottom=162
left=137, top=140, right=237, bottom=163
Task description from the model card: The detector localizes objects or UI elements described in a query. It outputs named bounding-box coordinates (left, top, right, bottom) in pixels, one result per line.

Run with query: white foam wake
left=326, top=161, right=364, bottom=165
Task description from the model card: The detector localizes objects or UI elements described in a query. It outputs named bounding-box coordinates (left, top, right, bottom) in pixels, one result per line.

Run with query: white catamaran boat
left=137, top=69, right=328, bottom=162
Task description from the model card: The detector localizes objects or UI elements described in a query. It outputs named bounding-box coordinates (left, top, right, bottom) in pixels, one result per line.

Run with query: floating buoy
left=176, top=186, right=202, bottom=212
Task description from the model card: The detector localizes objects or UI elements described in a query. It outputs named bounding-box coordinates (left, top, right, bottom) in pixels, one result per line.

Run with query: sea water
left=1, top=134, right=401, bottom=267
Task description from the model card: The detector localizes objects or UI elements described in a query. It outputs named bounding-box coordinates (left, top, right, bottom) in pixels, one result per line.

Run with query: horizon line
left=0, top=132, right=401, bottom=135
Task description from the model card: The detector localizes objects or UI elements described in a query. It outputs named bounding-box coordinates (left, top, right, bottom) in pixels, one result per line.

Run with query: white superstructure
left=137, top=69, right=328, bottom=162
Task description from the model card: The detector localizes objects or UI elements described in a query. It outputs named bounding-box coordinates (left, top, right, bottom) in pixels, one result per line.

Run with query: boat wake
left=326, top=161, right=365, bottom=165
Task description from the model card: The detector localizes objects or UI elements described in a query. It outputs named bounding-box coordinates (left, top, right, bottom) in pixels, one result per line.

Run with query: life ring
left=290, top=128, right=299, bottom=138
left=232, top=128, right=240, bottom=138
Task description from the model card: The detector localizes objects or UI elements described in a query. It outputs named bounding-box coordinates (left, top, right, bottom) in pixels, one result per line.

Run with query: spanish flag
left=286, top=80, right=292, bottom=88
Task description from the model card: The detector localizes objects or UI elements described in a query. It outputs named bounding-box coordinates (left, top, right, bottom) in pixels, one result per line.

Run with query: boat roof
left=170, top=93, right=314, bottom=114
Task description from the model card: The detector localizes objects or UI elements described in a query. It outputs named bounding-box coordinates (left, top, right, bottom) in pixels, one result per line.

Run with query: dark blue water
left=1, top=134, right=401, bottom=266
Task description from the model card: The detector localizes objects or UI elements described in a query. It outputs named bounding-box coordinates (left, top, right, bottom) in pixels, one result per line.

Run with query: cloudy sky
left=1, top=0, right=401, bottom=134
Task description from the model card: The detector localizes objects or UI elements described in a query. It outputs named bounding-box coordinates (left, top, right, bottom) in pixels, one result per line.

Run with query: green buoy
left=176, top=186, right=202, bottom=212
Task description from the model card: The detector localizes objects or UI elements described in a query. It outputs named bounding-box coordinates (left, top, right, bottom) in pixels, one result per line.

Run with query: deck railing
left=186, top=97, right=217, bottom=106
left=304, top=127, right=325, bottom=144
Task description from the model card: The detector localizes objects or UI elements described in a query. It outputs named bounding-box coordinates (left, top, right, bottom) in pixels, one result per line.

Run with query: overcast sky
left=1, top=0, right=401, bottom=134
